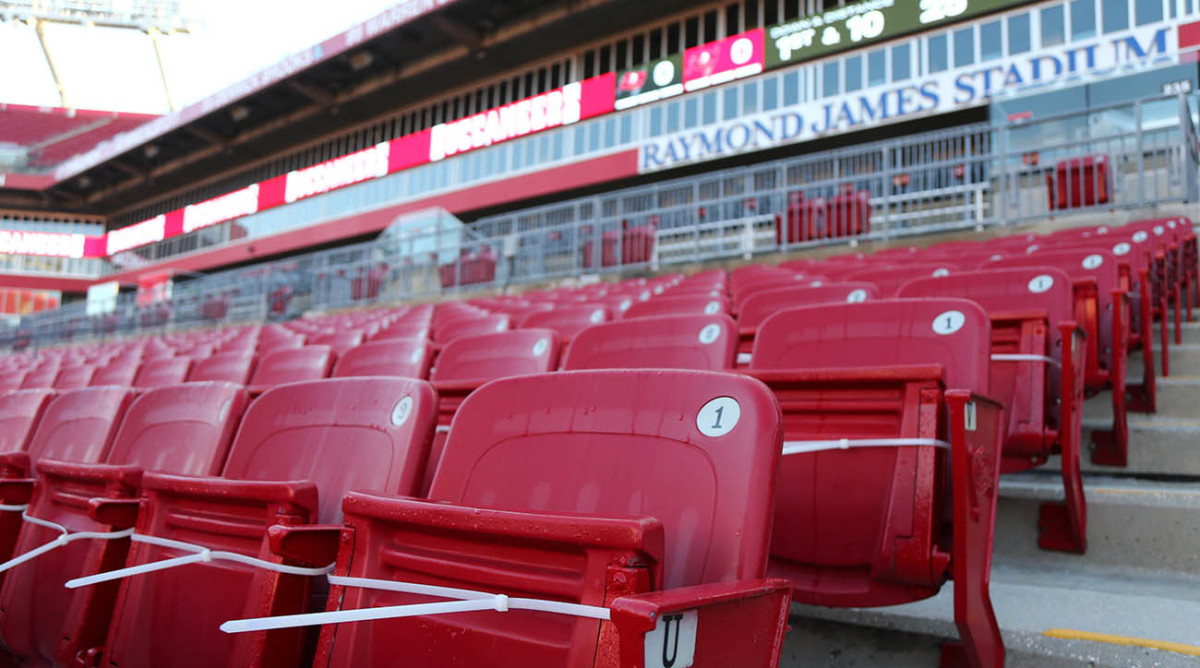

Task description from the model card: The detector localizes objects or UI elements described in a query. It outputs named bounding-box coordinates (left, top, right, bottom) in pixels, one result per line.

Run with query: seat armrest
left=0, top=478, right=35, bottom=505
left=608, top=578, right=792, bottom=668
left=89, top=498, right=143, bottom=529
left=268, top=524, right=342, bottom=567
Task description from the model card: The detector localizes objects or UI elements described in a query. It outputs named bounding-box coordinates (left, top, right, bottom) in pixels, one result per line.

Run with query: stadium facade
left=0, top=0, right=1197, bottom=335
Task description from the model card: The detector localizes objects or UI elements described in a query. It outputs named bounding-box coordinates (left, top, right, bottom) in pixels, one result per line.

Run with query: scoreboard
left=766, top=0, right=1038, bottom=68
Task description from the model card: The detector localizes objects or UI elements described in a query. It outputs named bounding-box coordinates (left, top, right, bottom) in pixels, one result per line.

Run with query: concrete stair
left=782, top=319, right=1200, bottom=666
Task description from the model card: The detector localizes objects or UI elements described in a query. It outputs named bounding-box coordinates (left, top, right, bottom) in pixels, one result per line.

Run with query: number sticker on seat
left=532, top=338, right=549, bottom=356
left=410, top=346, right=423, bottom=363
left=697, top=397, right=740, bottom=437
left=1133, top=231, right=1148, bottom=242
left=846, top=289, right=868, bottom=303
left=698, top=323, right=721, bottom=345
left=932, top=268, right=950, bottom=277
left=1112, top=242, right=1131, bottom=256
left=620, top=299, right=632, bottom=312
left=704, top=301, right=721, bottom=315
left=644, top=609, right=698, bottom=668
left=1028, top=274, right=1054, bottom=293
left=932, top=310, right=966, bottom=335
left=391, top=396, right=414, bottom=427
left=1153, top=225, right=1164, bottom=236
left=1082, top=254, right=1104, bottom=270
left=590, top=309, right=605, bottom=323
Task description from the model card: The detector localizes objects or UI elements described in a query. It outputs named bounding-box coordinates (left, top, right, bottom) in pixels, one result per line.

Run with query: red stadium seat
left=371, top=320, right=430, bottom=341
left=0, top=387, right=135, bottom=575
left=899, top=267, right=1087, bottom=553
left=332, top=339, right=433, bottom=380
left=19, top=363, right=61, bottom=390
left=562, top=314, right=737, bottom=371
left=90, top=361, right=139, bottom=387
left=188, top=351, right=257, bottom=385
left=133, top=358, right=193, bottom=388
left=309, top=330, right=365, bottom=356
left=53, top=365, right=95, bottom=390
left=520, top=305, right=610, bottom=340
left=622, top=294, right=730, bottom=319
left=98, top=378, right=437, bottom=667
left=247, top=345, right=335, bottom=394
left=434, top=314, right=511, bottom=345
left=309, top=369, right=790, bottom=667
left=427, top=329, right=561, bottom=493
left=0, top=389, right=56, bottom=458
left=0, top=383, right=248, bottom=666
left=987, top=249, right=1133, bottom=465
left=747, top=299, right=1005, bottom=668
left=735, top=283, right=878, bottom=365
left=844, top=263, right=959, bottom=297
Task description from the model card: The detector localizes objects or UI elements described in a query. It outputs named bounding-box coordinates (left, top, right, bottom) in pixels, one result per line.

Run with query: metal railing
left=7, top=91, right=1198, bottom=349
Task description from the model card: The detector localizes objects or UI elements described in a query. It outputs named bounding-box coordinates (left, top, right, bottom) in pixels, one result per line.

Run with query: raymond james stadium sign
left=640, top=26, right=1175, bottom=172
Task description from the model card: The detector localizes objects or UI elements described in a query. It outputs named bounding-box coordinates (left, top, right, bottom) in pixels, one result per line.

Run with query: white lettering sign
left=429, top=83, right=583, bottom=161
left=285, top=142, right=390, bottom=203
left=183, top=185, right=260, bottom=234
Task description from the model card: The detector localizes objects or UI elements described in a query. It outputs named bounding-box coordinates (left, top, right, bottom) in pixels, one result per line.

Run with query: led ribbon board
left=765, top=0, right=1036, bottom=69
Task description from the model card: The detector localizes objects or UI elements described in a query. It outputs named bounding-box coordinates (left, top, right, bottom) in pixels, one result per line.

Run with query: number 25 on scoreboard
left=919, top=0, right=969, bottom=25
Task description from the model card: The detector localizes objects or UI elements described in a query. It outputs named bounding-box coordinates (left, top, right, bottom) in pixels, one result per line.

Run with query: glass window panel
left=762, top=77, right=779, bottom=110
left=953, top=27, right=974, bottom=67
left=703, top=91, right=718, bottom=124
left=928, top=34, right=948, bottom=73
left=1102, top=0, right=1129, bottom=31
left=844, top=55, right=863, bottom=92
left=1071, top=0, right=1097, bottom=39
left=1135, top=0, right=1163, bottom=24
left=723, top=87, right=739, bottom=118
left=867, top=49, right=886, bottom=87
left=1008, top=13, right=1031, bottom=54
left=742, top=81, right=759, bottom=113
left=823, top=60, right=840, bottom=96
left=783, top=71, right=800, bottom=104
left=980, top=20, right=1002, bottom=61
left=892, top=43, right=911, bottom=81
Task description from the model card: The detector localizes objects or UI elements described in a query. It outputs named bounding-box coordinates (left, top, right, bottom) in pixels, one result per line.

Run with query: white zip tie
left=990, top=353, right=1062, bottom=368
left=782, top=438, right=951, bottom=456
left=65, top=533, right=334, bottom=589
left=434, top=425, right=451, bottom=433
left=220, top=572, right=610, bottom=634
left=0, top=512, right=134, bottom=574
left=736, top=352, right=752, bottom=364
left=0, top=504, right=29, bottom=512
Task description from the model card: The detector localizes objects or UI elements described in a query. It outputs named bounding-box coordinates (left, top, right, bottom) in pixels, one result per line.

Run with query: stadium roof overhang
left=2, top=0, right=699, bottom=220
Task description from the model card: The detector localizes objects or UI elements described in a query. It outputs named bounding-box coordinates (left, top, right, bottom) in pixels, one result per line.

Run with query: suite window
left=1102, top=0, right=1129, bottom=32
left=980, top=20, right=1002, bottom=61
left=953, top=27, right=974, bottom=68
left=1071, top=0, right=1097, bottom=40
left=1008, top=13, right=1031, bottom=54
left=928, top=34, right=948, bottom=73
left=823, top=60, right=840, bottom=97
left=845, top=55, right=863, bottom=92
left=892, top=43, right=911, bottom=81
left=1041, top=5, right=1066, bottom=46
left=868, top=49, right=886, bottom=87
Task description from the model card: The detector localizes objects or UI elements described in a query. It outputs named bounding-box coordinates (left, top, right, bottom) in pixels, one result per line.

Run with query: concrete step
left=785, top=565, right=1200, bottom=667
left=1076, top=415, right=1200, bottom=476
left=1128, top=343, right=1200, bottom=379
left=994, top=472, right=1200, bottom=578
left=1083, top=374, right=1200, bottom=420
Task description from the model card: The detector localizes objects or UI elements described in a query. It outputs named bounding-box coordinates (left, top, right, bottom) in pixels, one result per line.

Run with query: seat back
left=89, top=361, right=139, bottom=387
left=431, top=330, right=561, bottom=382
left=738, top=283, right=879, bottom=330
left=134, top=358, right=192, bottom=388
left=434, top=369, right=781, bottom=585
left=752, top=299, right=991, bottom=392
left=309, top=330, right=364, bottom=356
left=24, top=386, right=136, bottom=469
left=19, top=363, right=61, bottom=389
left=562, top=314, right=737, bottom=371
left=623, top=294, right=729, bottom=319
left=331, top=339, right=432, bottom=379
left=520, top=306, right=609, bottom=340
left=53, top=366, right=95, bottom=391
left=224, top=377, right=438, bottom=524
left=844, top=263, right=959, bottom=297
left=107, top=382, right=249, bottom=474
left=188, top=352, right=257, bottom=385
left=248, top=345, right=334, bottom=390
left=434, top=314, right=510, bottom=344
left=0, top=389, right=56, bottom=455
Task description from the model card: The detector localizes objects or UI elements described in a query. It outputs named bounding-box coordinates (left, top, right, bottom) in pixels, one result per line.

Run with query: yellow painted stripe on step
left=1043, top=629, right=1200, bottom=656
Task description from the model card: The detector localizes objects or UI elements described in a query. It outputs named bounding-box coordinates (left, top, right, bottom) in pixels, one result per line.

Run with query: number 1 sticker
left=932, top=310, right=966, bottom=335
left=391, top=396, right=414, bottom=427
left=1028, top=274, right=1054, bottom=293
left=697, top=397, right=740, bottom=437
